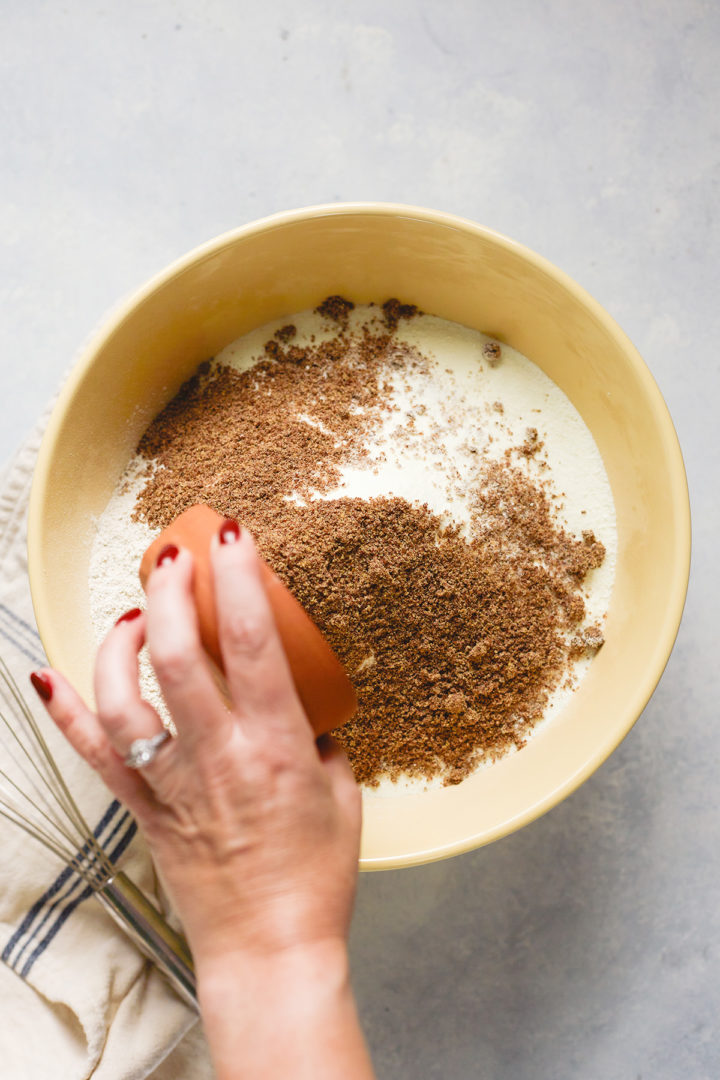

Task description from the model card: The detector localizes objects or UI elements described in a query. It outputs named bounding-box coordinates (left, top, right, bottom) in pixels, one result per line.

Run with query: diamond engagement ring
left=124, top=730, right=172, bottom=769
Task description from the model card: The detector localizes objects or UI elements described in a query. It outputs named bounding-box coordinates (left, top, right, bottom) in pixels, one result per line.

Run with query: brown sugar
left=569, top=623, right=605, bottom=658
left=132, top=298, right=606, bottom=787
left=519, top=427, right=543, bottom=458
left=381, top=298, right=421, bottom=331
left=483, top=341, right=502, bottom=366
left=227, top=493, right=595, bottom=786
left=315, top=295, right=355, bottom=326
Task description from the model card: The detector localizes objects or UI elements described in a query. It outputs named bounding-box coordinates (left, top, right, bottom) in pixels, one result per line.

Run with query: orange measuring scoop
left=139, top=504, right=357, bottom=737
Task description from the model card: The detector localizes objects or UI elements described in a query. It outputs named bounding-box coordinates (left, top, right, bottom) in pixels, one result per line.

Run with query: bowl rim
left=27, top=202, right=692, bottom=868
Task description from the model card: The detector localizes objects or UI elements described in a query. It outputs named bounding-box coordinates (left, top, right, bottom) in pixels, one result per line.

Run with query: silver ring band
left=124, top=730, right=172, bottom=769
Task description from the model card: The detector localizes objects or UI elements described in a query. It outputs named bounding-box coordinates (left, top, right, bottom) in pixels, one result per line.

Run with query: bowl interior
left=28, top=205, right=690, bottom=869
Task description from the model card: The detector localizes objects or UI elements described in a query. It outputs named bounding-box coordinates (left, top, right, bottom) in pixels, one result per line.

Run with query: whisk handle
left=97, top=871, right=198, bottom=1011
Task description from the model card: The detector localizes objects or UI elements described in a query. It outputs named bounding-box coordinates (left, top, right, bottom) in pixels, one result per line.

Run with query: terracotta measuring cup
left=139, top=504, right=357, bottom=737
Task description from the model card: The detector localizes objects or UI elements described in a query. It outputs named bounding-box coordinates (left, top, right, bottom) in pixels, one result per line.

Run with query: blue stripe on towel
left=0, top=605, right=46, bottom=668
left=19, top=817, right=138, bottom=978
left=0, top=624, right=45, bottom=668
left=10, top=811, right=132, bottom=971
left=0, top=603, right=43, bottom=643
left=2, top=801, right=122, bottom=967
left=0, top=605, right=142, bottom=978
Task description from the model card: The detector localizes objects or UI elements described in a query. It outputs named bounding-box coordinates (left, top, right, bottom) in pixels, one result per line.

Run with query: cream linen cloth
left=0, top=423, right=214, bottom=1079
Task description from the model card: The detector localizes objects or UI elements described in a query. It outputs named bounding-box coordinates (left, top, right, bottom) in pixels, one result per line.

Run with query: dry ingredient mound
left=132, top=300, right=605, bottom=787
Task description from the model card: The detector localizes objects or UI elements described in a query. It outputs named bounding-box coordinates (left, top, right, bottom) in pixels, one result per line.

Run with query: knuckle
left=142, top=746, right=179, bottom=791
left=151, top=641, right=199, bottom=689
left=220, top=610, right=272, bottom=660
left=251, top=679, right=299, bottom=718
left=51, top=707, right=76, bottom=736
left=244, top=744, right=296, bottom=789
left=98, top=705, right=131, bottom=739
left=83, top=737, right=113, bottom=775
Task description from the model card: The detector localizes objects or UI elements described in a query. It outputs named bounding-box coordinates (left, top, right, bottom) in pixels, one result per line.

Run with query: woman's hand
left=32, top=521, right=373, bottom=1079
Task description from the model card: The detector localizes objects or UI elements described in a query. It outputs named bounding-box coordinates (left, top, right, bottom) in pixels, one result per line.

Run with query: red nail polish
left=219, top=518, right=241, bottom=545
left=156, top=543, right=179, bottom=567
left=115, top=607, right=142, bottom=626
left=30, top=671, right=53, bottom=702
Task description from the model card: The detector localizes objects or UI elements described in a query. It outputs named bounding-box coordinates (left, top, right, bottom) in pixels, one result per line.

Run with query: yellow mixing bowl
left=27, top=203, right=691, bottom=870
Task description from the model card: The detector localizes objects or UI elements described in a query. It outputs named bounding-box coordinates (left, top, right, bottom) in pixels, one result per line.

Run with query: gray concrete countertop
left=1, top=2, right=717, bottom=1077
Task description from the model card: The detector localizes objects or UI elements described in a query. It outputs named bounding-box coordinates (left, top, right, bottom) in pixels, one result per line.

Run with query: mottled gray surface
left=1, top=2, right=717, bottom=1077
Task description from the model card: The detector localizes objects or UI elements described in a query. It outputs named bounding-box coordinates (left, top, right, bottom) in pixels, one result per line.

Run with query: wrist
left=196, top=939, right=373, bottom=1080
left=196, top=936, right=352, bottom=1029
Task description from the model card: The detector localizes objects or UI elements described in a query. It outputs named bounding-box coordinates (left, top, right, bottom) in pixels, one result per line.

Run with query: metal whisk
left=0, top=656, right=197, bottom=1009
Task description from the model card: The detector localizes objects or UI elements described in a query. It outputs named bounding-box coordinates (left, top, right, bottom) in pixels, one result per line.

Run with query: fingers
left=31, top=668, right=156, bottom=821
left=211, top=523, right=309, bottom=738
left=145, top=545, right=232, bottom=747
left=94, top=609, right=165, bottom=753
left=93, top=607, right=186, bottom=794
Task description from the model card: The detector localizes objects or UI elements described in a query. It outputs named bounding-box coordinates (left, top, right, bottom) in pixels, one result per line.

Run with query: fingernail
left=30, top=671, right=53, bottom=702
left=219, top=518, right=241, bottom=545
left=156, top=543, right=179, bottom=568
left=115, top=607, right=142, bottom=626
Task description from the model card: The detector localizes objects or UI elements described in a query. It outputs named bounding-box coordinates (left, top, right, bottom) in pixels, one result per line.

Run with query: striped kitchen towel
left=0, top=422, right=213, bottom=1079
